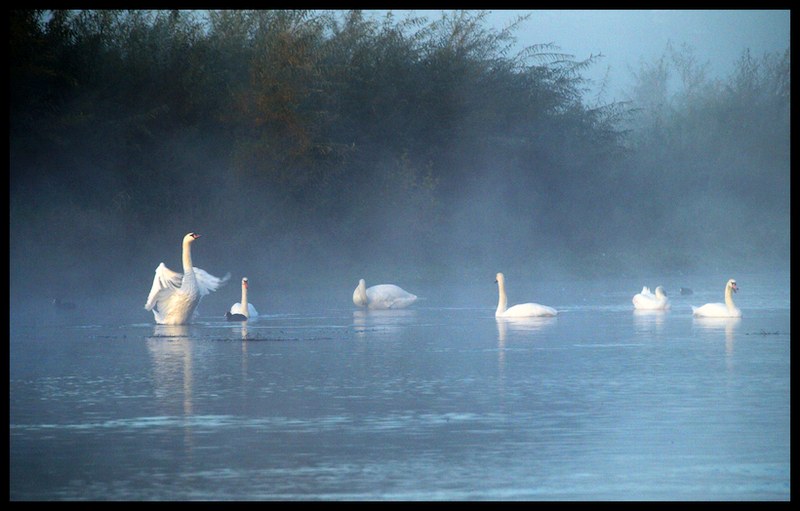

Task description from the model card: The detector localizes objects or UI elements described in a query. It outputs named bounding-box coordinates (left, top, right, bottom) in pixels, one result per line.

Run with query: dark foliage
left=9, top=10, right=790, bottom=304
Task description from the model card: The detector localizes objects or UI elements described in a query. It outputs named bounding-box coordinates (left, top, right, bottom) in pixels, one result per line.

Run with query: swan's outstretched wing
left=193, top=268, right=230, bottom=297
left=145, top=263, right=183, bottom=311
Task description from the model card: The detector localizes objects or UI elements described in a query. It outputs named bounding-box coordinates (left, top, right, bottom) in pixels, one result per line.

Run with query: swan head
left=727, top=279, right=738, bottom=293
left=495, top=272, right=505, bottom=284
left=242, top=277, right=248, bottom=289
left=184, top=232, right=201, bottom=243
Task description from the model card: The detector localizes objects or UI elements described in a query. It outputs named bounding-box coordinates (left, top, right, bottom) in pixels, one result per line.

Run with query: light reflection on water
left=9, top=280, right=790, bottom=501
left=632, top=309, right=667, bottom=329
left=353, top=308, right=419, bottom=337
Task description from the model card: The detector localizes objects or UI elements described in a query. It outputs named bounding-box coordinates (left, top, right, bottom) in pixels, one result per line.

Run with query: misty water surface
left=9, top=272, right=790, bottom=500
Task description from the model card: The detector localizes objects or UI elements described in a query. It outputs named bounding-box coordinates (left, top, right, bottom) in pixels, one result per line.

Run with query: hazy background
left=482, top=10, right=791, bottom=101
left=9, top=9, right=790, bottom=319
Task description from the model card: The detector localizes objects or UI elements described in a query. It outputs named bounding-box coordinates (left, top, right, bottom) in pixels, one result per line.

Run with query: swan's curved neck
left=241, top=283, right=249, bottom=315
left=725, top=285, right=736, bottom=310
left=182, top=239, right=193, bottom=273
left=355, top=280, right=368, bottom=305
left=496, top=280, right=508, bottom=315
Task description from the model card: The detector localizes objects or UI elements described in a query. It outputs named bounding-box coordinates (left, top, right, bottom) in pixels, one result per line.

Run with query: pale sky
left=373, top=9, right=791, bottom=102
left=491, top=10, right=790, bottom=100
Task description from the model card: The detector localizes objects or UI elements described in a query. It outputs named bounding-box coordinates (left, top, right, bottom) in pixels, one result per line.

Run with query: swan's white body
left=692, top=279, right=741, bottom=318
left=632, top=285, right=670, bottom=310
left=230, top=277, right=258, bottom=319
left=353, top=279, right=417, bottom=309
left=145, top=233, right=229, bottom=325
left=495, top=272, right=557, bottom=318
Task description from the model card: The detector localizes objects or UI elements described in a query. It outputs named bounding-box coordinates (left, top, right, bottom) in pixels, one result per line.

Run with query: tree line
left=9, top=10, right=790, bottom=300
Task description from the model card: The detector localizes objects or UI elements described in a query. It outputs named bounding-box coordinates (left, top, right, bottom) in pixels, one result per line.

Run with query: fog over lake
left=10, top=271, right=790, bottom=500
left=9, top=10, right=790, bottom=501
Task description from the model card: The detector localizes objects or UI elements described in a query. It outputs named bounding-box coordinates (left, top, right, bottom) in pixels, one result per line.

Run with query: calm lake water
left=9, top=274, right=790, bottom=500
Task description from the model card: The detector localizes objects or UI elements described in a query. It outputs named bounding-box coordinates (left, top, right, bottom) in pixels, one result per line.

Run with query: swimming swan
left=692, top=279, right=741, bottom=318
left=353, top=278, right=417, bottom=309
left=230, top=277, right=259, bottom=319
left=145, top=233, right=229, bottom=325
left=632, top=285, right=670, bottom=310
left=495, top=272, right=557, bottom=318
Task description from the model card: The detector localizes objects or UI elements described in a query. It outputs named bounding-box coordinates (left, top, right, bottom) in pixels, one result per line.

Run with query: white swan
left=692, top=279, right=741, bottom=318
left=495, top=272, right=557, bottom=318
left=353, top=278, right=418, bottom=309
left=632, top=285, right=670, bottom=310
left=230, top=277, right=258, bottom=319
left=145, top=233, right=229, bottom=325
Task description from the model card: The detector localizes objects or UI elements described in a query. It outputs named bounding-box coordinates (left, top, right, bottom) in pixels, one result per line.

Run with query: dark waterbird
left=52, top=298, right=76, bottom=310
left=226, top=311, right=248, bottom=322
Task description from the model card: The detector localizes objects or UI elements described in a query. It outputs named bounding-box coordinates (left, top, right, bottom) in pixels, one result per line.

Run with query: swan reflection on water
left=496, top=316, right=557, bottom=375
left=632, top=308, right=668, bottom=332
left=496, top=316, right=557, bottom=342
left=145, top=324, right=199, bottom=455
left=353, top=308, right=417, bottom=337
left=693, top=316, right=741, bottom=356
left=232, top=323, right=249, bottom=340
left=692, top=315, right=741, bottom=333
left=145, top=325, right=193, bottom=410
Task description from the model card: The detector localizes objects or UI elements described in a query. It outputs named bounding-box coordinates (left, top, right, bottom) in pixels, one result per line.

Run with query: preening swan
left=692, top=279, right=741, bottom=318
left=144, top=233, right=230, bottom=325
left=353, top=278, right=418, bottom=309
left=495, top=272, right=557, bottom=318
left=230, top=277, right=259, bottom=319
left=632, top=285, right=670, bottom=310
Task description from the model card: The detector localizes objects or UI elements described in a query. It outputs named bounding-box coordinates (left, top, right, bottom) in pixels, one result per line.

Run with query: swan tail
left=248, top=303, right=259, bottom=317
